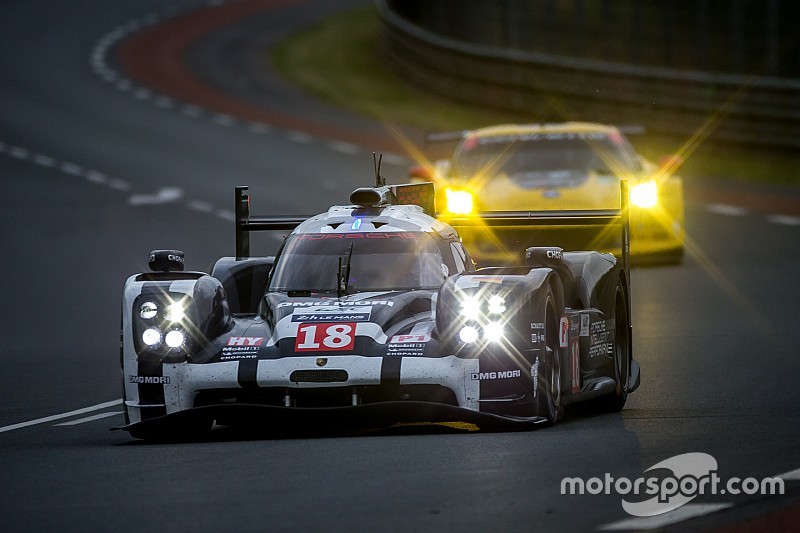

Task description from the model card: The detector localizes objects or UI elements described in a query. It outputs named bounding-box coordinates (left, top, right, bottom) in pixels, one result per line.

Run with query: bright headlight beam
left=630, top=181, right=658, bottom=208
left=484, top=322, right=504, bottom=343
left=459, top=325, right=479, bottom=344
left=445, top=189, right=474, bottom=215
left=460, top=296, right=481, bottom=320
left=487, top=295, right=506, bottom=314
left=142, top=328, right=161, bottom=347
left=165, top=302, right=186, bottom=322
left=165, top=330, right=185, bottom=348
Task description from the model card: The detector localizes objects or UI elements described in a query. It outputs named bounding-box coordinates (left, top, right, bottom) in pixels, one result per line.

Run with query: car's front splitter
left=118, top=401, right=549, bottom=438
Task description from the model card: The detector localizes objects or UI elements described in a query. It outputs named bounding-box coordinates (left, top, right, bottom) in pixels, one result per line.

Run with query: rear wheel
left=594, top=276, right=630, bottom=412
left=531, top=287, right=562, bottom=422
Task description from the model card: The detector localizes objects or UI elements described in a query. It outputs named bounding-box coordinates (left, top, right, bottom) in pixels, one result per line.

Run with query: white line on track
left=767, top=214, right=800, bottom=226
left=213, top=113, right=236, bottom=127
left=9, top=146, right=30, bottom=160
left=287, top=131, right=313, bottom=144
left=328, top=141, right=360, bottom=154
left=776, top=466, right=800, bottom=480
left=706, top=204, right=749, bottom=216
left=187, top=199, right=214, bottom=212
left=598, top=503, right=732, bottom=531
left=53, top=411, right=123, bottom=426
left=0, top=399, right=122, bottom=433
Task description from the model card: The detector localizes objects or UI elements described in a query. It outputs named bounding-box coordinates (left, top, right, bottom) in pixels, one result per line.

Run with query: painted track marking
left=0, top=399, right=122, bottom=433
left=598, top=503, right=733, bottom=531
left=53, top=411, right=124, bottom=426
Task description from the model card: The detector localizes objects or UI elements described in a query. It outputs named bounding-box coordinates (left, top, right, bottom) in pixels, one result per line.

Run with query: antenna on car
left=373, top=152, right=385, bottom=187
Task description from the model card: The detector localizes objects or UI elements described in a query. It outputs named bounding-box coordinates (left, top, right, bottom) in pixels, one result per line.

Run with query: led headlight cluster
left=137, top=299, right=188, bottom=350
left=457, top=293, right=508, bottom=344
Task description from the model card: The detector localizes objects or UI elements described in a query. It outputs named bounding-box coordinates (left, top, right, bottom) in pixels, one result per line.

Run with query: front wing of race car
left=121, top=354, right=553, bottom=435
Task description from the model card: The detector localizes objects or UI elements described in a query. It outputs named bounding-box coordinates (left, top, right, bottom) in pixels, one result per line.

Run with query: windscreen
left=453, top=132, right=639, bottom=187
left=269, top=232, right=448, bottom=292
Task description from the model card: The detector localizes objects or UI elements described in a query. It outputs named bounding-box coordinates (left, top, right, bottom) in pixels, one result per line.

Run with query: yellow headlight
left=630, top=181, right=658, bottom=208
left=445, top=189, right=474, bottom=215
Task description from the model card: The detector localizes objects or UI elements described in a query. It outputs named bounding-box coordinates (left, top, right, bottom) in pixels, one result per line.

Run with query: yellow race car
left=411, top=123, right=684, bottom=265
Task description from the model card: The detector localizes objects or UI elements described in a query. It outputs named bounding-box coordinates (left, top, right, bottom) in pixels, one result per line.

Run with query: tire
left=594, top=275, right=630, bottom=412
left=531, top=285, right=563, bottom=423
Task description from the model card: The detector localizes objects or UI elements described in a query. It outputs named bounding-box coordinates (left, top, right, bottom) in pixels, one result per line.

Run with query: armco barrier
left=376, top=0, right=800, bottom=149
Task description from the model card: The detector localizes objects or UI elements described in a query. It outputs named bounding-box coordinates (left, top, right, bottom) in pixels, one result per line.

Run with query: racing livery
left=120, top=179, right=640, bottom=439
left=411, top=122, right=685, bottom=264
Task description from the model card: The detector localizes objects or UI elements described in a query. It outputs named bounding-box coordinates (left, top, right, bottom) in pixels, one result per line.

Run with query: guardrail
left=376, top=0, right=800, bottom=149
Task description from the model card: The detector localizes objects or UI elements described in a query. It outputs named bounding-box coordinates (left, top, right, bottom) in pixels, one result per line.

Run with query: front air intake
left=289, top=370, right=349, bottom=383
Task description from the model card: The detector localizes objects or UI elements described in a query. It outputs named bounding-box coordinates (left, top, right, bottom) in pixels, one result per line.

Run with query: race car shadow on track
left=113, top=402, right=556, bottom=444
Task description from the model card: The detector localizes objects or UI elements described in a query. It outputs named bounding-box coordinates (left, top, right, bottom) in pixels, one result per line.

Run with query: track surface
left=1, top=1, right=799, bottom=531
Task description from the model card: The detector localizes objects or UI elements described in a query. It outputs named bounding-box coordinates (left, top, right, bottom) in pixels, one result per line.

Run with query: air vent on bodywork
left=289, top=370, right=349, bottom=383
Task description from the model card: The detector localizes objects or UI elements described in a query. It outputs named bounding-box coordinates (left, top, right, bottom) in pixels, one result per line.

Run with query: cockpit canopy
left=269, top=232, right=453, bottom=293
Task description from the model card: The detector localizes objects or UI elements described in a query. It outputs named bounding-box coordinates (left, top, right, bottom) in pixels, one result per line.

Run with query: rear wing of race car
left=438, top=180, right=632, bottom=277
left=234, top=182, right=438, bottom=259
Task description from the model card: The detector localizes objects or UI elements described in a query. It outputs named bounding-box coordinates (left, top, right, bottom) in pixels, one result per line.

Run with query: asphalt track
left=1, top=1, right=799, bottom=531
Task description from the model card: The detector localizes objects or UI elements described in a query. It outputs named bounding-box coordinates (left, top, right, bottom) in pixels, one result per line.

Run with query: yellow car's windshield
left=453, top=132, right=640, bottom=188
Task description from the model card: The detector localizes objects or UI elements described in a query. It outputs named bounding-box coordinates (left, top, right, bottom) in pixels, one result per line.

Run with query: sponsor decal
left=531, top=357, right=540, bottom=398
left=227, top=336, right=264, bottom=347
left=389, top=334, right=431, bottom=344
left=316, top=358, right=328, bottom=367
left=570, top=339, right=581, bottom=393
left=129, top=375, right=170, bottom=385
left=559, top=317, right=569, bottom=348
left=291, top=306, right=371, bottom=323
left=588, top=320, right=614, bottom=358
left=387, top=333, right=431, bottom=355
left=580, top=314, right=590, bottom=337
left=546, top=249, right=563, bottom=260
left=295, top=322, right=356, bottom=352
left=221, top=336, right=264, bottom=360
left=294, top=232, right=419, bottom=241
left=278, top=301, right=393, bottom=308
left=471, top=369, right=522, bottom=380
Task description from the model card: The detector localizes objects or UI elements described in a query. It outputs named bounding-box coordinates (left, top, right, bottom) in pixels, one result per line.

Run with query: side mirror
left=149, top=250, right=185, bottom=272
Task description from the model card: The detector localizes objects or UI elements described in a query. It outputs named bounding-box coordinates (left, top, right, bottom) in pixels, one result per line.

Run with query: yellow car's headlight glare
left=445, top=189, right=474, bottom=215
left=630, top=181, right=658, bottom=208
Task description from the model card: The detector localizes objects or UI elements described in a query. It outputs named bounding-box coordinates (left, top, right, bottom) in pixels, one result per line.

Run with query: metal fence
left=377, top=0, right=800, bottom=148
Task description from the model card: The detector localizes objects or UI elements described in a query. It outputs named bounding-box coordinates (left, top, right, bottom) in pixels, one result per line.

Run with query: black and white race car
left=120, top=178, right=640, bottom=439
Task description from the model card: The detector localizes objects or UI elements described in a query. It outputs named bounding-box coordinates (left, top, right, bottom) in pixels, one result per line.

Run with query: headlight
left=142, top=327, right=162, bottom=347
left=164, top=330, right=185, bottom=349
left=484, top=322, right=505, bottom=343
left=139, top=302, right=158, bottom=320
left=630, top=181, right=658, bottom=208
left=460, top=296, right=481, bottom=320
left=445, top=188, right=474, bottom=215
left=165, top=302, right=186, bottom=322
left=459, top=325, right=480, bottom=344
left=487, top=295, right=506, bottom=315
